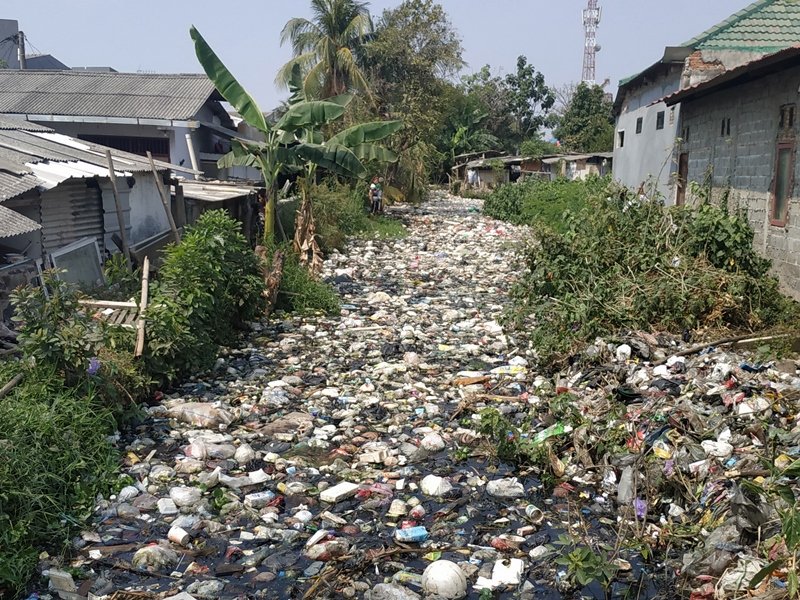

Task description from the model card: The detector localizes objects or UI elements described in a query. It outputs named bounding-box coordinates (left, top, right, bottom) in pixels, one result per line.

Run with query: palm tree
left=276, top=0, right=373, bottom=100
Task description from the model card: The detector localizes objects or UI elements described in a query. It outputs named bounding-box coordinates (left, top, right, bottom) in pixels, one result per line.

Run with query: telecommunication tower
left=582, top=0, right=601, bottom=84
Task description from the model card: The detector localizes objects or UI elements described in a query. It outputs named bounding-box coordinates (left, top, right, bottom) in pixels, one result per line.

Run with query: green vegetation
left=276, top=0, right=374, bottom=98
left=275, top=247, right=341, bottom=315
left=0, top=363, right=117, bottom=597
left=553, top=81, right=614, bottom=153
left=484, top=176, right=608, bottom=233
left=312, top=181, right=406, bottom=252
left=2, top=211, right=268, bottom=596
left=494, top=180, right=798, bottom=362
left=146, top=210, right=266, bottom=381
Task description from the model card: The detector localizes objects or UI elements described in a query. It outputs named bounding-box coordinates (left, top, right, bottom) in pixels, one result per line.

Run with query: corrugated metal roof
left=0, top=204, right=42, bottom=238
left=0, top=115, right=51, bottom=131
left=683, top=0, right=800, bottom=52
left=0, top=116, right=197, bottom=202
left=0, top=70, right=219, bottom=120
left=181, top=181, right=256, bottom=202
left=0, top=170, right=38, bottom=202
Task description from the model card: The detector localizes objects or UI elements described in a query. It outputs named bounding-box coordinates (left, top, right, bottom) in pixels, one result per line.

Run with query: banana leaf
left=287, top=63, right=306, bottom=105
left=217, top=139, right=262, bottom=169
left=293, top=143, right=366, bottom=178
left=190, top=26, right=268, bottom=134
left=349, top=143, right=398, bottom=163
left=326, top=94, right=355, bottom=108
left=276, top=100, right=348, bottom=132
left=329, top=120, right=403, bottom=146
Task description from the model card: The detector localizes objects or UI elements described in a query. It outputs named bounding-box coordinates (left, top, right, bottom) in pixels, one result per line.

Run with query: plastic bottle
left=530, top=422, right=573, bottom=446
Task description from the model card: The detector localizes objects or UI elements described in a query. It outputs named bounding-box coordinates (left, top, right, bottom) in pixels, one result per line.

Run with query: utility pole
left=15, top=31, right=26, bottom=69
left=582, top=1, right=601, bottom=84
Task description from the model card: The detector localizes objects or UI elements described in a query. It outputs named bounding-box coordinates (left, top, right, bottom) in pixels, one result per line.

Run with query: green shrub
left=10, top=273, right=150, bottom=406
left=276, top=246, right=340, bottom=315
left=484, top=176, right=609, bottom=233
left=146, top=210, right=266, bottom=380
left=506, top=184, right=799, bottom=363
left=311, top=181, right=406, bottom=253
left=0, top=363, right=117, bottom=598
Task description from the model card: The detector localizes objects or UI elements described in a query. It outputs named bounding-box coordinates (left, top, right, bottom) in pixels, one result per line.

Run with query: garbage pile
left=35, top=192, right=800, bottom=600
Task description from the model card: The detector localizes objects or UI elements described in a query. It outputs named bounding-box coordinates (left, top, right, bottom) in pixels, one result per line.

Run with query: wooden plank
left=134, top=256, right=150, bottom=358
left=0, top=373, right=23, bottom=400
left=146, top=152, right=180, bottom=244
left=105, top=150, right=132, bottom=269
left=79, top=300, right=137, bottom=309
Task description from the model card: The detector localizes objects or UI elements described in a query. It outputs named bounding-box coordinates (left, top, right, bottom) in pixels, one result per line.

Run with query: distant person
left=369, top=178, right=381, bottom=214
left=377, top=177, right=385, bottom=213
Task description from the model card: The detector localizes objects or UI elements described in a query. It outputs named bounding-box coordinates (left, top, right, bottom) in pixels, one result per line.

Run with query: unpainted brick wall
left=681, top=64, right=800, bottom=298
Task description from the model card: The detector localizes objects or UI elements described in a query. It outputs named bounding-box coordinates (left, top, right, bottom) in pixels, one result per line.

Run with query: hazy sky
left=4, top=1, right=750, bottom=108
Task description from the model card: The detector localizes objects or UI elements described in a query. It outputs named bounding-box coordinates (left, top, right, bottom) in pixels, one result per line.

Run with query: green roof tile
left=683, top=0, right=800, bottom=52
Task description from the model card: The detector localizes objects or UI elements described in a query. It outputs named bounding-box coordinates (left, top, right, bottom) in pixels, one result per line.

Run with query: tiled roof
left=0, top=204, right=41, bottom=239
left=684, top=0, right=800, bottom=52
left=0, top=70, right=219, bottom=120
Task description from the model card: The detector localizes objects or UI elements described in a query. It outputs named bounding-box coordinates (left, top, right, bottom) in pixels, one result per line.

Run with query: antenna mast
left=582, top=0, right=601, bottom=84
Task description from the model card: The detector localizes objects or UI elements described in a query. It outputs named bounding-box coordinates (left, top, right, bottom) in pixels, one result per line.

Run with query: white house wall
left=613, top=68, right=682, bottom=202
left=128, top=175, right=169, bottom=243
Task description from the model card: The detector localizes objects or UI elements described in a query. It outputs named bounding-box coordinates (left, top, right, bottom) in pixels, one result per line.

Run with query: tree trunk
left=293, top=189, right=323, bottom=276
left=255, top=246, right=285, bottom=317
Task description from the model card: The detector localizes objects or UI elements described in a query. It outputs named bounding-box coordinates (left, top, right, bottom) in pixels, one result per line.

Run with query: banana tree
left=191, top=27, right=377, bottom=243
left=279, top=64, right=402, bottom=269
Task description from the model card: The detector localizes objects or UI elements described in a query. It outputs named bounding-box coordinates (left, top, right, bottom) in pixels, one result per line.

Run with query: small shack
left=542, top=152, right=613, bottom=180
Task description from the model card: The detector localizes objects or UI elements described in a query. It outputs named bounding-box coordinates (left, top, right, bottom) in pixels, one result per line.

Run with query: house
left=0, top=115, right=198, bottom=314
left=663, top=46, right=800, bottom=298
left=0, top=69, right=254, bottom=180
left=543, top=153, right=613, bottom=181
left=613, top=0, right=800, bottom=203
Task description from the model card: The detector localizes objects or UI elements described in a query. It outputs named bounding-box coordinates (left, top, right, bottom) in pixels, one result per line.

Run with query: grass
left=311, top=181, right=406, bottom=251
left=0, top=362, right=117, bottom=598
left=274, top=244, right=341, bottom=315
left=483, top=176, right=607, bottom=233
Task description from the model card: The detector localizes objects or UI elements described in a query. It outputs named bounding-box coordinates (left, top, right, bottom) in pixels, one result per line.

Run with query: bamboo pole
left=104, top=150, right=132, bottom=269
left=134, top=256, right=150, bottom=358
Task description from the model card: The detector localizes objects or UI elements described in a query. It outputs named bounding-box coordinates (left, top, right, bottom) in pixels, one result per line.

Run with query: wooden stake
left=0, top=373, right=23, bottom=400
left=147, top=152, right=181, bottom=244
left=105, top=150, right=132, bottom=269
left=134, top=255, right=150, bottom=358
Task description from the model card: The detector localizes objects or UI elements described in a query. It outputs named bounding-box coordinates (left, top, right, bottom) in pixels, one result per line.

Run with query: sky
left=3, top=1, right=751, bottom=109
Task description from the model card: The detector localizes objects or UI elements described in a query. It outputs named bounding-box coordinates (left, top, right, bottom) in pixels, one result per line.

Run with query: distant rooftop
left=0, top=69, right=221, bottom=121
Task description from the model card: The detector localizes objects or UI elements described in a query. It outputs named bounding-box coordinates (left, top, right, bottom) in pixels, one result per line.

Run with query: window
left=682, top=127, right=690, bottom=143
left=780, top=104, right=796, bottom=130
left=636, top=117, right=643, bottom=134
left=669, top=106, right=676, bottom=125
left=771, top=143, right=794, bottom=226
left=618, top=130, right=625, bottom=148
left=721, top=118, right=731, bottom=137
left=656, top=111, right=665, bottom=130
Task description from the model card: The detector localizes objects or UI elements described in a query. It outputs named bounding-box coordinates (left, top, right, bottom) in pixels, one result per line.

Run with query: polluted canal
left=57, top=193, right=750, bottom=600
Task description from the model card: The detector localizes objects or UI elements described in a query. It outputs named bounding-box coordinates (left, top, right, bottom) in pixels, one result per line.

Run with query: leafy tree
left=276, top=0, right=373, bottom=99
left=520, top=137, right=561, bottom=159
left=553, top=82, right=614, bottom=153
left=364, top=0, right=464, bottom=198
left=460, top=65, right=515, bottom=152
left=504, top=56, right=555, bottom=148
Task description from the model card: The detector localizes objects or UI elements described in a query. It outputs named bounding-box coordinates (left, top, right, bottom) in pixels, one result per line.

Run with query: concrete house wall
left=680, top=63, right=800, bottom=297
left=613, top=66, right=683, bottom=200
